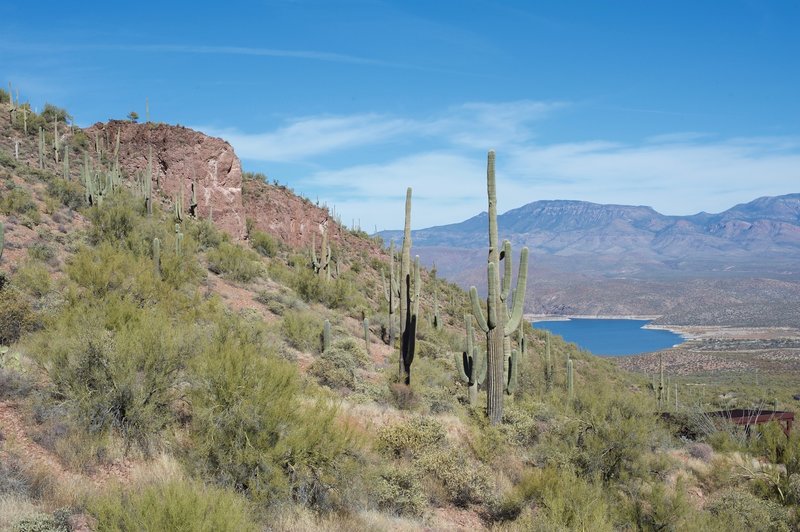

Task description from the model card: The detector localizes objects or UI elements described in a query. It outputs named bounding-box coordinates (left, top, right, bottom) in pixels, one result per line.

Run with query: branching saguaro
left=382, top=241, right=399, bottom=347
left=456, top=314, right=486, bottom=405
left=311, top=224, right=332, bottom=281
left=470, top=150, right=529, bottom=425
left=399, top=188, right=420, bottom=385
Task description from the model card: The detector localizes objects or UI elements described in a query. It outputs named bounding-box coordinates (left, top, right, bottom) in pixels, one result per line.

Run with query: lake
left=532, top=318, right=685, bottom=356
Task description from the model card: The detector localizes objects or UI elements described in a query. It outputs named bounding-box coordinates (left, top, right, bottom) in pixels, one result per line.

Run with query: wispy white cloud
left=195, top=100, right=800, bottom=230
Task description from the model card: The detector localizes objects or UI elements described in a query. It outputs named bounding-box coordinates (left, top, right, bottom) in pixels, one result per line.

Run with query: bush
left=309, top=337, right=369, bottom=390
left=13, top=261, right=51, bottom=298
left=27, top=300, right=193, bottom=453
left=12, top=513, right=70, bottom=532
left=250, top=229, right=279, bottom=257
left=705, top=488, right=789, bottom=531
left=377, top=417, right=445, bottom=459
left=186, top=218, right=224, bottom=251
left=87, top=193, right=139, bottom=245
left=373, top=465, right=427, bottom=517
left=47, top=178, right=84, bottom=210
left=27, top=242, right=55, bottom=264
left=281, top=310, right=323, bottom=352
left=88, top=479, right=257, bottom=532
left=188, top=332, right=352, bottom=506
left=0, top=286, right=36, bottom=344
left=1, top=187, right=40, bottom=225
left=492, top=466, right=614, bottom=530
left=207, top=242, right=263, bottom=283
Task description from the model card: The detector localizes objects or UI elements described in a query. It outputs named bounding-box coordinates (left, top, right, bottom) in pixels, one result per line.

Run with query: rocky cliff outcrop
left=85, top=121, right=246, bottom=238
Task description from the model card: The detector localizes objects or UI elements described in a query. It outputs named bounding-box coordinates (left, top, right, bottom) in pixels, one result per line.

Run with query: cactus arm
left=455, top=352, right=470, bottom=383
left=504, top=247, right=529, bottom=335
left=487, top=262, right=498, bottom=328
left=469, top=287, right=489, bottom=333
left=500, top=240, right=512, bottom=302
left=505, top=349, right=518, bottom=395
left=476, top=347, right=487, bottom=385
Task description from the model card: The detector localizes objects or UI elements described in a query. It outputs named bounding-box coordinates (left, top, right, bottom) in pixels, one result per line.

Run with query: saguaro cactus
left=658, top=353, right=665, bottom=409
left=0, top=221, right=4, bottom=262
left=545, top=331, right=554, bottom=392
left=469, top=151, right=529, bottom=425
left=145, top=146, right=154, bottom=216
left=382, top=241, right=399, bottom=347
left=175, top=223, right=184, bottom=256
left=311, top=226, right=332, bottom=280
left=399, top=188, right=420, bottom=385
left=189, top=182, right=198, bottom=217
left=38, top=127, right=45, bottom=168
left=456, top=314, right=487, bottom=405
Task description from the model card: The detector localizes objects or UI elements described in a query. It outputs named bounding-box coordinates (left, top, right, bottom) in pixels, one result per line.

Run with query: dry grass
left=0, top=493, right=42, bottom=530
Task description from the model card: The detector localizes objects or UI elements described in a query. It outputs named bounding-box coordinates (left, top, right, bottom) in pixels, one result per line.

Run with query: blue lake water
left=532, top=318, right=685, bottom=356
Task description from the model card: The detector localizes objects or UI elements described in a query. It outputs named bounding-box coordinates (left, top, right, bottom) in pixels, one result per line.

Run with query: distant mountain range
left=378, top=194, right=800, bottom=326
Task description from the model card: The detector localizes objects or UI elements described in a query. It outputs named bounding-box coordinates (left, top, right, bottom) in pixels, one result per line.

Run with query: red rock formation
left=85, top=121, right=246, bottom=238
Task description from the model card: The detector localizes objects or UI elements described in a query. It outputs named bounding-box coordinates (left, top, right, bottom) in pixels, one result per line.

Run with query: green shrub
left=186, top=218, right=224, bottom=251
left=417, top=448, right=491, bottom=507
left=47, top=178, right=84, bottom=210
left=88, top=479, right=257, bottom=532
left=207, top=242, right=263, bottom=282
left=13, top=513, right=69, bottom=532
left=281, top=309, right=323, bottom=352
left=13, top=261, right=51, bottom=297
left=376, top=417, right=445, bottom=459
left=27, top=300, right=194, bottom=452
left=87, top=193, right=140, bottom=245
left=188, top=332, right=352, bottom=505
left=0, top=286, right=36, bottom=344
left=373, top=465, right=427, bottom=517
left=705, top=488, right=789, bottom=531
left=27, top=242, right=56, bottom=263
left=1, top=187, right=40, bottom=225
left=250, top=229, right=279, bottom=257
left=40, top=103, right=72, bottom=124
left=492, top=466, right=614, bottom=530
left=309, top=337, right=369, bottom=390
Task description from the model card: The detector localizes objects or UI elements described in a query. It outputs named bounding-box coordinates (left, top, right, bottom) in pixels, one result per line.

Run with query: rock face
left=85, top=121, right=246, bottom=238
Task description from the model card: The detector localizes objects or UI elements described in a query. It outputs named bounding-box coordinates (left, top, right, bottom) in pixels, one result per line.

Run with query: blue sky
left=2, top=1, right=800, bottom=229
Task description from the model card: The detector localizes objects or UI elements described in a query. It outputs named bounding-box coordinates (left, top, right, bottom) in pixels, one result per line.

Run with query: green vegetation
left=0, top=99, right=798, bottom=531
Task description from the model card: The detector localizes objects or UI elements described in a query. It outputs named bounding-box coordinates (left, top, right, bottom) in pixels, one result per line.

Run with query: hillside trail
left=0, top=400, right=133, bottom=489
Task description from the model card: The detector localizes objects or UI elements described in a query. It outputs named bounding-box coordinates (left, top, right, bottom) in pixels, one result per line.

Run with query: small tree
left=127, top=111, right=139, bottom=123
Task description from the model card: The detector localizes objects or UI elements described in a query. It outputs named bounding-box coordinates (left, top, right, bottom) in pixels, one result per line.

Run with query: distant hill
left=379, top=195, right=800, bottom=326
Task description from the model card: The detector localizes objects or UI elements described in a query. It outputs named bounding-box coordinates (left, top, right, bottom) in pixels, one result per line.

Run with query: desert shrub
left=373, top=465, right=427, bottom=517
left=255, top=289, right=307, bottom=316
left=66, top=244, right=161, bottom=301
left=376, top=417, right=445, bottom=459
left=13, top=261, right=51, bottom=297
left=417, top=448, right=492, bottom=507
left=0, top=286, right=36, bottom=344
left=185, top=218, right=224, bottom=251
left=622, top=479, right=702, bottom=532
left=291, top=268, right=363, bottom=311
left=188, top=333, right=352, bottom=506
left=686, top=442, right=714, bottom=462
left=0, top=454, right=30, bottom=497
left=207, top=242, right=263, bottom=282
left=281, top=309, right=323, bottom=352
left=88, top=479, right=257, bottom=532
left=309, top=337, right=369, bottom=390
left=705, top=488, right=789, bottom=531
left=0, top=88, right=8, bottom=103
left=27, top=300, right=194, bottom=453
left=40, top=103, right=72, bottom=124
left=388, top=382, right=419, bottom=410
left=12, top=512, right=70, bottom=532
left=87, top=193, right=140, bottom=244
left=250, top=229, right=279, bottom=257
left=492, top=466, right=614, bottom=530
left=0, top=187, right=40, bottom=225
left=46, top=178, right=84, bottom=210
left=26, top=242, right=55, bottom=263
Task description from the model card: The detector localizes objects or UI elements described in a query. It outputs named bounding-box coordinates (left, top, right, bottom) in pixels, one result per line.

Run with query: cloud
left=196, top=100, right=800, bottom=230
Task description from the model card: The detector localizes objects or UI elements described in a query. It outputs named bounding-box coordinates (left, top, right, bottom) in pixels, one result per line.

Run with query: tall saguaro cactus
left=456, top=314, right=487, bottom=405
left=399, top=188, right=420, bottom=385
left=567, top=358, right=574, bottom=399
left=311, top=226, right=332, bottom=280
left=382, top=241, right=399, bottom=347
left=469, top=151, right=529, bottom=425
left=544, top=331, right=554, bottom=392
